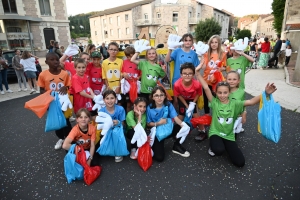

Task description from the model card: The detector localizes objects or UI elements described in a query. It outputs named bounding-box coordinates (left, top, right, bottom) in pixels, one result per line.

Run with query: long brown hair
left=21, top=51, right=31, bottom=59
left=207, top=35, right=224, bottom=61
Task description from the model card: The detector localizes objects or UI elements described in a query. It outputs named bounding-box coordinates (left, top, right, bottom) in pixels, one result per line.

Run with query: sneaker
left=54, top=139, right=64, bottom=150
left=7, top=89, right=13, bottom=93
left=130, top=148, right=137, bottom=159
left=36, top=90, right=40, bottom=94
left=30, top=89, right=36, bottom=94
left=18, top=88, right=22, bottom=92
left=115, top=156, right=123, bottom=162
left=1, top=91, right=4, bottom=95
left=194, top=130, right=207, bottom=141
left=69, top=116, right=76, bottom=122
left=208, top=148, right=215, bottom=157
left=172, top=143, right=190, bottom=157
left=23, top=88, right=28, bottom=91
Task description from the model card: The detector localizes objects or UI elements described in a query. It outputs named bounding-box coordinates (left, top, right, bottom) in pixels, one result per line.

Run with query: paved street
left=0, top=96, right=299, bottom=199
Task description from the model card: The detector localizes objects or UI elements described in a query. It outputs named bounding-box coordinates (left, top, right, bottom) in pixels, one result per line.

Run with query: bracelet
left=88, top=156, right=93, bottom=160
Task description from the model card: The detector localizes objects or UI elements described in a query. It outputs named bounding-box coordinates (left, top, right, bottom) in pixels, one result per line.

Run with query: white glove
left=149, top=126, right=156, bottom=147
left=58, top=93, right=73, bottom=111
left=95, top=112, right=113, bottom=145
left=93, top=94, right=103, bottom=103
left=134, top=39, right=151, bottom=53
left=233, top=117, right=243, bottom=134
left=193, top=41, right=209, bottom=56
left=176, top=122, right=190, bottom=144
left=64, top=44, right=79, bottom=57
left=100, top=85, right=106, bottom=95
left=92, top=103, right=103, bottom=111
left=186, top=102, right=196, bottom=118
left=131, top=123, right=147, bottom=147
left=120, top=78, right=130, bottom=95
left=167, top=34, right=183, bottom=50
left=116, top=94, right=122, bottom=100
left=137, top=81, right=141, bottom=94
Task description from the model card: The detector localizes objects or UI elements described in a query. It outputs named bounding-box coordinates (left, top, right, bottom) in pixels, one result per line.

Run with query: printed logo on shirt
left=49, top=81, right=65, bottom=91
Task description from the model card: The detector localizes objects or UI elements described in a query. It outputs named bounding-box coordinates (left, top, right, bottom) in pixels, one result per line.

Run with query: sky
left=65, top=0, right=273, bottom=17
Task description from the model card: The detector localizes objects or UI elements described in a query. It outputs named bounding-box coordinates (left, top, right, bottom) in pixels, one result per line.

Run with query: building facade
left=0, top=0, right=70, bottom=56
left=89, top=0, right=231, bottom=45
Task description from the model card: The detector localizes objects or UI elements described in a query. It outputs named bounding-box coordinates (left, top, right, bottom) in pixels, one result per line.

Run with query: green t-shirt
left=138, top=60, right=165, bottom=94
left=227, top=56, right=250, bottom=89
left=229, top=88, right=245, bottom=113
left=126, top=110, right=147, bottom=132
left=209, top=97, right=244, bottom=141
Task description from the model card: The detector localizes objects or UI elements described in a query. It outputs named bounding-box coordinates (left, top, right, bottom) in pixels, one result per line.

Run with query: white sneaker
left=36, top=90, right=40, bottom=94
left=7, top=89, right=13, bottom=93
left=54, top=139, right=64, bottom=150
left=1, top=91, right=4, bottom=95
left=130, top=148, right=137, bottom=159
left=208, top=148, right=215, bottom=157
left=30, top=89, right=36, bottom=94
left=18, top=88, right=22, bottom=92
left=23, top=88, right=28, bottom=91
left=115, top=156, right=123, bottom=162
left=69, top=116, right=76, bottom=122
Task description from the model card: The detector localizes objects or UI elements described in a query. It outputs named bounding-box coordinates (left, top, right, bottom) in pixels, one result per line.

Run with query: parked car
left=2, top=50, right=17, bottom=79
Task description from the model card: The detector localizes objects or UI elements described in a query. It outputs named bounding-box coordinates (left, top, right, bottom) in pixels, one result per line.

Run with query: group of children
left=37, top=33, right=276, bottom=168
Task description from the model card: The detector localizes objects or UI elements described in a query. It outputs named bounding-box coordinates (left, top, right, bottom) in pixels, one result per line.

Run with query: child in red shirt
left=37, top=52, right=72, bottom=150
left=86, top=51, right=104, bottom=95
left=173, top=62, right=206, bottom=139
left=122, top=46, right=141, bottom=112
left=71, top=58, right=95, bottom=114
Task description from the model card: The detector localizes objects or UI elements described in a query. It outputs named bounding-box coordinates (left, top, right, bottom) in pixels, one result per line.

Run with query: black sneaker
left=172, top=143, right=190, bottom=157
left=194, top=130, right=207, bottom=141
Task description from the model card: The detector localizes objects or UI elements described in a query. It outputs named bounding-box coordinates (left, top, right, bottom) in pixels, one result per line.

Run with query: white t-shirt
left=20, top=57, right=37, bottom=72
left=285, top=49, right=292, bottom=57
left=281, top=43, right=286, bottom=51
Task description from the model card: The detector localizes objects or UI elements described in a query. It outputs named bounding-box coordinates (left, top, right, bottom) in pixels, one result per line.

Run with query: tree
left=272, top=0, right=286, bottom=34
left=195, top=18, right=222, bottom=42
left=236, top=29, right=251, bottom=40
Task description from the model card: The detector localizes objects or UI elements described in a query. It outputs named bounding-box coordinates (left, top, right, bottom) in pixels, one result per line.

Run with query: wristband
left=88, top=156, right=93, bottom=160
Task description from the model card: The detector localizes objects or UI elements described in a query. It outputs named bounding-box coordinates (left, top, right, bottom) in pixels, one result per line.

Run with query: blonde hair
left=145, top=47, right=157, bottom=63
left=207, top=35, right=224, bottom=61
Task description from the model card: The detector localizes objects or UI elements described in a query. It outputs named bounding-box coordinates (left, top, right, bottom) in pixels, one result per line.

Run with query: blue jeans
left=0, top=69, right=9, bottom=91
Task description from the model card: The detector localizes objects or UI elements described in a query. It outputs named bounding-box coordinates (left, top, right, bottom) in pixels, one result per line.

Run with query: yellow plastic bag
left=258, top=94, right=263, bottom=133
left=197, top=95, right=204, bottom=110
left=63, top=94, right=73, bottom=118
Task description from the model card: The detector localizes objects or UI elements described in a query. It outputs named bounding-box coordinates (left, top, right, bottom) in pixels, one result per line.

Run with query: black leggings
left=55, top=118, right=72, bottom=140
left=126, top=128, right=137, bottom=149
left=268, top=50, right=279, bottom=67
left=210, top=135, right=245, bottom=167
left=203, top=85, right=213, bottom=114
left=152, top=124, right=181, bottom=162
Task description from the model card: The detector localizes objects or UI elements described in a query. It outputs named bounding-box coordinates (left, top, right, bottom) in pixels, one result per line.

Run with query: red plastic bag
left=75, top=145, right=102, bottom=185
left=129, top=79, right=138, bottom=103
left=24, top=90, right=54, bottom=118
left=211, top=71, right=225, bottom=92
left=138, top=142, right=152, bottom=172
left=190, top=115, right=212, bottom=127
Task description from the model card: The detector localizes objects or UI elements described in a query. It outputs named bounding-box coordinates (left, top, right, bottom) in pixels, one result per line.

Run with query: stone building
left=0, top=0, right=70, bottom=57
left=89, top=0, right=231, bottom=45
left=243, top=14, right=276, bottom=39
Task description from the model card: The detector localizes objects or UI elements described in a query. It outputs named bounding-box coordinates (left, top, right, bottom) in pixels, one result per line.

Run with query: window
left=117, top=16, right=120, bottom=26
left=125, top=14, right=129, bottom=21
left=94, top=20, right=96, bottom=25
left=126, top=27, right=130, bottom=35
left=157, top=13, right=161, bottom=18
left=173, top=12, right=178, bottom=22
left=214, top=13, right=216, bottom=18
left=221, top=16, right=223, bottom=22
left=189, top=12, right=191, bottom=18
left=197, top=13, right=200, bottom=17
left=118, top=29, right=121, bottom=38
left=39, top=0, right=51, bottom=16
left=110, top=29, right=113, bottom=36
left=103, top=19, right=106, bottom=27
left=144, top=14, right=148, bottom=20
left=7, top=27, right=21, bottom=32
left=2, top=0, right=17, bottom=13
left=109, top=17, right=112, bottom=24
left=95, top=31, right=97, bottom=35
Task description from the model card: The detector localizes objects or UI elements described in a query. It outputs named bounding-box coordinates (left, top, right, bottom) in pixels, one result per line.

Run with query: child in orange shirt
left=38, top=52, right=72, bottom=150
left=62, top=108, right=100, bottom=166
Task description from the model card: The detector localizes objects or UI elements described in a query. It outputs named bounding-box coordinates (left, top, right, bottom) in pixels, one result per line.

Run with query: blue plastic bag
left=258, top=92, right=281, bottom=143
left=45, top=91, right=67, bottom=132
left=183, top=113, right=193, bottom=128
left=156, top=106, right=174, bottom=141
left=97, top=122, right=129, bottom=156
left=64, top=144, right=84, bottom=183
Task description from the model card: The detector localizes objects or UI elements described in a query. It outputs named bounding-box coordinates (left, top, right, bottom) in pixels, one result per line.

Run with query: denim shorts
left=25, top=71, right=36, bottom=78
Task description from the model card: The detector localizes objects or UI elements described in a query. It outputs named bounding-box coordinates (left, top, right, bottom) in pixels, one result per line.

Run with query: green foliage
left=272, top=0, right=286, bottom=34
left=236, top=29, right=252, bottom=39
left=88, top=39, right=93, bottom=44
left=228, top=36, right=233, bottom=42
left=242, top=14, right=259, bottom=20
left=69, top=11, right=100, bottom=39
left=195, top=18, right=222, bottom=42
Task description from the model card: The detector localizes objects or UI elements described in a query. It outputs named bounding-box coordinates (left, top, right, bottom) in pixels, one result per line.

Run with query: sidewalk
left=1, top=57, right=300, bottom=112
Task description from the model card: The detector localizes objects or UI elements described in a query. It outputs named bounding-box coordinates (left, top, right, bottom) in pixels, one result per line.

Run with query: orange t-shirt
left=203, top=52, right=227, bottom=85
left=67, top=124, right=96, bottom=150
left=38, top=69, right=71, bottom=91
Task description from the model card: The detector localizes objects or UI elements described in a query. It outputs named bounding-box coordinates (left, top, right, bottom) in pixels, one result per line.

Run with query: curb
left=284, top=66, right=300, bottom=88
